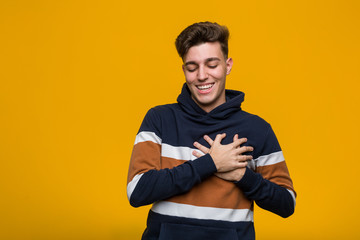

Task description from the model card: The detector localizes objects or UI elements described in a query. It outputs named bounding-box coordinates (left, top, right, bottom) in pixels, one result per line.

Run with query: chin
left=196, top=97, right=216, bottom=107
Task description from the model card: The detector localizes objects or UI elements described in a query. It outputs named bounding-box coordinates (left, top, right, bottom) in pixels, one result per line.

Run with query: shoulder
left=147, top=103, right=180, bottom=118
left=139, top=103, right=180, bottom=137
left=141, top=103, right=179, bottom=125
left=238, top=110, right=271, bottom=130
left=237, top=111, right=282, bottom=157
left=152, top=103, right=179, bottom=112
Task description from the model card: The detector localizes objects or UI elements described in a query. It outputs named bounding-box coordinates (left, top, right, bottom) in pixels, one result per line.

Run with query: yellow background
left=1, top=0, right=359, bottom=239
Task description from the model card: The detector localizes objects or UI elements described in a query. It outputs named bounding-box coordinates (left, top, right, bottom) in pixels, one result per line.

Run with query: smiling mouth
left=196, top=83, right=214, bottom=91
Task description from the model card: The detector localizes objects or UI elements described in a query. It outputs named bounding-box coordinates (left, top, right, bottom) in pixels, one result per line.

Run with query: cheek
left=212, top=72, right=226, bottom=80
left=185, top=73, right=196, bottom=84
left=210, top=67, right=227, bottom=79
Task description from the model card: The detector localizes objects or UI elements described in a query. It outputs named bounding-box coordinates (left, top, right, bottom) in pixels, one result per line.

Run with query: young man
left=127, top=22, right=296, bottom=240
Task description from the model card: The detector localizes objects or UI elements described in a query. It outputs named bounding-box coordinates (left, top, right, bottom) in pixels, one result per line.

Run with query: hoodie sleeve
left=127, top=108, right=217, bottom=207
left=235, top=125, right=296, bottom=218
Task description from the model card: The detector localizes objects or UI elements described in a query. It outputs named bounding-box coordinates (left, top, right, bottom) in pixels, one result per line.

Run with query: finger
left=237, top=161, right=248, bottom=168
left=203, top=135, right=214, bottom=146
left=232, top=137, right=248, bottom=148
left=213, top=133, right=226, bottom=145
left=193, top=141, right=210, bottom=154
left=233, top=134, right=239, bottom=142
left=237, top=154, right=253, bottom=162
left=233, top=134, right=240, bottom=149
left=235, top=146, right=254, bottom=155
left=192, top=150, right=204, bottom=158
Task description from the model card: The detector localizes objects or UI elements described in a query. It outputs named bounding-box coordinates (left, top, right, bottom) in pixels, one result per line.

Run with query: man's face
left=182, top=42, right=233, bottom=113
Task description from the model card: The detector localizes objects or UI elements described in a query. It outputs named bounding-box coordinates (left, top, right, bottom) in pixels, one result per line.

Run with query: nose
left=197, top=65, right=208, bottom=81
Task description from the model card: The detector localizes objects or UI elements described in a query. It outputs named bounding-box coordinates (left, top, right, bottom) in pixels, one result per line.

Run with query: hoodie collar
left=177, top=83, right=245, bottom=120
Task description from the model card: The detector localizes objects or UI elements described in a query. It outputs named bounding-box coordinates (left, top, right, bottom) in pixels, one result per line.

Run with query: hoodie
left=127, top=84, right=296, bottom=240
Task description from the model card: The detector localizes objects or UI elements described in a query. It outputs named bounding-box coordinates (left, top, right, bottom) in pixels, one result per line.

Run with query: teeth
left=197, top=84, right=213, bottom=90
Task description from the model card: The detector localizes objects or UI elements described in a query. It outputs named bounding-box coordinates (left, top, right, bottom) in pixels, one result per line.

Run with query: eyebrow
left=184, top=61, right=197, bottom=66
left=205, top=57, right=221, bottom=63
left=184, top=57, right=221, bottom=66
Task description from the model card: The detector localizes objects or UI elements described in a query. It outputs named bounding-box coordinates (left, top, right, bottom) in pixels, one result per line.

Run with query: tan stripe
left=161, top=156, right=252, bottom=210
left=161, top=156, right=186, bottom=169
left=129, top=148, right=254, bottom=210
left=127, top=141, right=161, bottom=183
left=167, top=176, right=252, bottom=210
left=256, top=161, right=296, bottom=195
left=127, top=144, right=186, bottom=183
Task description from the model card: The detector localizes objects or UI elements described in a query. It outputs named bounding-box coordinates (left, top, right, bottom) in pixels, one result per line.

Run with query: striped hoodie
left=127, top=84, right=296, bottom=240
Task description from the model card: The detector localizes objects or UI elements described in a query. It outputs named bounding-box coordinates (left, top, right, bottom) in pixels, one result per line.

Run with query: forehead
left=183, top=42, right=224, bottom=63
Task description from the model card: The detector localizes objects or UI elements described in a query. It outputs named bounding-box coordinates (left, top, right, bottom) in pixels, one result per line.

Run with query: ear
left=226, top=58, right=233, bottom=75
left=182, top=64, right=185, bottom=73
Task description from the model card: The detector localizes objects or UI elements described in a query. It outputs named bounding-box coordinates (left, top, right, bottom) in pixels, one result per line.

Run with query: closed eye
left=185, top=64, right=198, bottom=72
left=206, top=59, right=220, bottom=69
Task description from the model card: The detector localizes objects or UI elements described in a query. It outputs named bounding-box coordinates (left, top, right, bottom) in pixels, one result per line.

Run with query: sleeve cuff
left=235, top=167, right=262, bottom=191
left=190, top=153, right=217, bottom=180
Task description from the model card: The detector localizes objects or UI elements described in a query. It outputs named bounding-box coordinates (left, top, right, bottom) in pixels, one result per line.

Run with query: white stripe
left=255, top=151, right=284, bottom=167
left=161, top=144, right=202, bottom=161
left=134, top=131, right=162, bottom=145
left=247, top=159, right=256, bottom=171
left=287, top=189, right=296, bottom=208
left=151, top=201, right=253, bottom=222
left=127, top=173, right=144, bottom=200
left=134, top=132, right=203, bottom=161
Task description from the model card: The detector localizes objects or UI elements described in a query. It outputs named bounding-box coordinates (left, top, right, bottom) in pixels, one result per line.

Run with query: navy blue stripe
left=142, top=210, right=255, bottom=240
left=139, top=104, right=280, bottom=160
